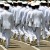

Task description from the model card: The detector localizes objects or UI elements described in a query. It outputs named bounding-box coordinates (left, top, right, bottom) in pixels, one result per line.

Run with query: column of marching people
left=0, top=0, right=50, bottom=49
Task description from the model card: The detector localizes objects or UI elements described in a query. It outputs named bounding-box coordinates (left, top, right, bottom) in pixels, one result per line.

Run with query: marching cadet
left=45, top=1, right=50, bottom=30
left=44, top=1, right=50, bottom=38
left=1, top=4, right=14, bottom=48
left=7, top=1, right=13, bottom=12
left=18, top=1, right=28, bottom=41
left=12, top=1, right=23, bottom=40
left=21, top=2, right=32, bottom=42
left=25, top=2, right=33, bottom=42
left=11, top=1, right=18, bottom=38
left=21, top=2, right=31, bottom=26
left=18, top=1, right=27, bottom=26
left=11, top=1, right=18, bottom=29
left=30, top=2, right=44, bottom=46
left=15, top=1, right=22, bottom=27
left=24, top=2, right=37, bottom=44
left=39, top=1, right=48, bottom=39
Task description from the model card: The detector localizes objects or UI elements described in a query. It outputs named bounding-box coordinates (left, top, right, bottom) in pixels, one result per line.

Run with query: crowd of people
left=0, top=0, right=50, bottom=49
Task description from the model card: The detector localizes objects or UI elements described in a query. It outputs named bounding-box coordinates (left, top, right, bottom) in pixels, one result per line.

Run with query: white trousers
left=3, top=29, right=11, bottom=48
left=34, top=27, right=41, bottom=46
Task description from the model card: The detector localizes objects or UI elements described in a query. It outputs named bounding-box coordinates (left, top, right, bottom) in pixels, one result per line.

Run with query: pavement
left=0, top=39, right=50, bottom=50
left=0, top=47, right=3, bottom=50
left=7, top=39, right=36, bottom=50
left=36, top=40, right=50, bottom=50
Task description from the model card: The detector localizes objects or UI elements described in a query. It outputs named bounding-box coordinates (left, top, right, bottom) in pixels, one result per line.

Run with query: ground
left=7, top=39, right=36, bottom=50
left=0, top=47, right=3, bottom=50
left=36, top=40, right=50, bottom=50
left=0, top=39, right=50, bottom=50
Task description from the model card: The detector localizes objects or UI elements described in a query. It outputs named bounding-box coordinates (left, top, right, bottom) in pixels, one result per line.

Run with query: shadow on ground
left=8, top=44, right=21, bottom=48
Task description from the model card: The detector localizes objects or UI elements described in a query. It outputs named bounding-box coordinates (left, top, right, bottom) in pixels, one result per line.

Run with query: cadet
left=12, top=1, right=23, bottom=40
left=7, top=1, right=13, bottom=12
left=21, top=2, right=32, bottom=26
left=39, top=1, right=48, bottom=39
left=24, top=2, right=37, bottom=44
left=18, top=1, right=28, bottom=41
left=31, top=2, right=43, bottom=46
left=1, top=4, right=14, bottom=48
left=14, top=1, right=22, bottom=28
left=44, top=1, right=50, bottom=38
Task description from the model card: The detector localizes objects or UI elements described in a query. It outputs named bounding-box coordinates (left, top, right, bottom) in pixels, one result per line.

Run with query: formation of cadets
left=0, top=0, right=50, bottom=49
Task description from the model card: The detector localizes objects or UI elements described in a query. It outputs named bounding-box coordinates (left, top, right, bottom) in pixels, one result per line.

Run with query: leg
left=36, top=27, right=41, bottom=46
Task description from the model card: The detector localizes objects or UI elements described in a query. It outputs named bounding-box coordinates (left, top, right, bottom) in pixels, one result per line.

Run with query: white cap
left=28, top=2, right=31, bottom=5
left=0, top=1, right=6, bottom=3
left=31, top=3, right=35, bottom=6
left=7, top=1, right=12, bottom=3
left=36, top=1, right=41, bottom=4
left=35, top=1, right=40, bottom=5
left=13, top=1, right=17, bottom=3
left=7, top=1, right=13, bottom=4
left=4, top=4, right=10, bottom=7
left=41, top=1, right=46, bottom=3
left=13, top=1, right=16, bottom=2
left=34, top=2, right=40, bottom=5
left=0, top=2, right=4, bottom=4
left=22, top=1, right=27, bottom=4
left=48, top=1, right=50, bottom=3
left=17, top=1, right=22, bottom=3
left=31, top=1, right=35, bottom=3
left=30, top=1, right=35, bottom=5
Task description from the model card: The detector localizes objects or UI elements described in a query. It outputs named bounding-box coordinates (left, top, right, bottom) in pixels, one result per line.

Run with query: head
left=31, top=3, right=35, bottom=9
left=13, top=2, right=18, bottom=7
left=40, top=1, right=48, bottom=6
left=22, top=1, right=27, bottom=7
left=4, top=4, right=9, bottom=10
left=28, top=2, right=31, bottom=7
left=0, top=3, right=4, bottom=8
left=17, top=1, right=22, bottom=6
left=35, top=3, right=40, bottom=9
left=7, top=1, right=13, bottom=6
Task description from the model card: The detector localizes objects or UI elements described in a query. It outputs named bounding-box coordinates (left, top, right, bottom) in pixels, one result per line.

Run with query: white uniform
left=1, top=10, right=14, bottom=48
left=15, top=6, right=22, bottom=26
left=22, top=8, right=35, bottom=42
left=18, top=7, right=26, bottom=25
left=45, top=8, right=50, bottom=37
left=39, top=6, right=48, bottom=39
left=25, top=8, right=37, bottom=43
left=31, top=9, right=43, bottom=46
left=9, top=5, right=13, bottom=13
left=11, top=5, right=22, bottom=28
left=18, top=7, right=27, bottom=40
left=45, top=8, right=50, bottom=30
left=21, top=7, right=31, bottom=25
left=26, top=8, right=32, bottom=26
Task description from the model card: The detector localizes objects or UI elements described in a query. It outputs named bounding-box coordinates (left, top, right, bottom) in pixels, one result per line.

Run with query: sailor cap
left=22, top=1, right=28, bottom=4
left=7, top=1, right=12, bottom=3
left=48, top=1, right=50, bottom=3
left=4, top=4, right=10, bottom=7
left=35, top=1, right=40, bottom=5
left=17, top=1, right=22, bottom=3
left=41, top=1, right=46, bottom=3
left=31, top=3, right=35, bottom=6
